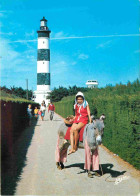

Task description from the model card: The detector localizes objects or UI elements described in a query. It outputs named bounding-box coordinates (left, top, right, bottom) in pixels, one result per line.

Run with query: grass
left=0, top=90, right=35, bottom=103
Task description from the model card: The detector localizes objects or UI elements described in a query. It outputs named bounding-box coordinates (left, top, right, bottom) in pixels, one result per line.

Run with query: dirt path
left=15, top=113, right=140, bottom=196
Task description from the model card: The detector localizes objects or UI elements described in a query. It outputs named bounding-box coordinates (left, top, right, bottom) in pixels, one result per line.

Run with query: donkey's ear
left=100, top=114, right=106, bottom=120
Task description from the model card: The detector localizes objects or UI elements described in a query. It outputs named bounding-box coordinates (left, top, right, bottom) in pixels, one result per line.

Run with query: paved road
left=15, top=113, right=140, bottom=196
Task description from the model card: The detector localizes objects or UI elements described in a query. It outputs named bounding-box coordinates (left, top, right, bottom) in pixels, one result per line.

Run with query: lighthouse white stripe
left=37, top=85, right=50, bottom=91
left=37, top=61, right=50, bottom=73
left=38, top=37, right=49, bottom=49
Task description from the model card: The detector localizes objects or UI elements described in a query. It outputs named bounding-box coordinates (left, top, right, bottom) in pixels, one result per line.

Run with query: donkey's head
left=93, top=114, right=105, bottom=145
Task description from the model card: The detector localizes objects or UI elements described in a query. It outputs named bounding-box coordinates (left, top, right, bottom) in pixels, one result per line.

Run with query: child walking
left=34, top=107, right=39, bottom=121
left=68, top=92, right=91, bottom=155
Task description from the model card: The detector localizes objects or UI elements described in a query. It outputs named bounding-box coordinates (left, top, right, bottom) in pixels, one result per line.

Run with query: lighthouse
left=33, top=17, right=51, bottom=105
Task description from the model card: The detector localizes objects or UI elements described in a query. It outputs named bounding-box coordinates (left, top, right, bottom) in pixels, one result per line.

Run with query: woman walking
left=40, top=103, right=46, bottom=121
left=68, top=92, right=91, bottom=155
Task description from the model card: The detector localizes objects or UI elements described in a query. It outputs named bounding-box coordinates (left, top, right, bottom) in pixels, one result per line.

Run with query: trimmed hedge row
left=1, top=99, right=39, bottom=195
left=1, top=100, right=39, bottom=159
left=54, top=94, right=140, bottom=170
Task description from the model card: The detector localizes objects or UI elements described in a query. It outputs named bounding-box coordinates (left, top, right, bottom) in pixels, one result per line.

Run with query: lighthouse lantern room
left=33, top=17, right=51, bottom=105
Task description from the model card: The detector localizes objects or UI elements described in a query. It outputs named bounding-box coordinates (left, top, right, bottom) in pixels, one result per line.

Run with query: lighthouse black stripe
left=37, top=49, right=50, bottom=61
left=37, top=73, right=50, bottom=85
left=37, top=31, right=50, bottom=38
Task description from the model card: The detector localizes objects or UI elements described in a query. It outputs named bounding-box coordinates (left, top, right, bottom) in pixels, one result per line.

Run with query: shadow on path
left=65, top=163, right=85, bottom=170
left=100, top=163, right=126, bottom=177
left=1, top=118, right=38, bottom=196
left=65, top=163, right=126, bottom=178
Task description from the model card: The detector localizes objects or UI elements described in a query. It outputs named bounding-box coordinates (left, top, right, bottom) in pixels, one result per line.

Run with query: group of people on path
left=55, top=91, right=105, bottom=178
left=27, top=101, right=55, bottom=125
left=27, top=92, right=105, bottom=177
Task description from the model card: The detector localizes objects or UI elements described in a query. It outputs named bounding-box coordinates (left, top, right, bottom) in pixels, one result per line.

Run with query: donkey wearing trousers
left=55, top=115, right=105, bottom=175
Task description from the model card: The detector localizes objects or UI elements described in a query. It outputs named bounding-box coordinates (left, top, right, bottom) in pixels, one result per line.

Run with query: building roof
left=40, top=17, right=47, bottom=22
left=86, top=80, right=98, bottom=85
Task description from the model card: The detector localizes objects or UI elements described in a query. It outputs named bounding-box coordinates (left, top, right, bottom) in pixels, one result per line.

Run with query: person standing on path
left=48, top=101, right=55, bottom=120
left=55, top=115, right=75, bottom=170
left=27, top=104, right=32, bottom=126
left=68, top=92, right=91, bottom=155
left=42, top=100, right=46, bottom=116
left=40, top=103, right=46, bottom=121
left=34, top=107, right=39, bottom=121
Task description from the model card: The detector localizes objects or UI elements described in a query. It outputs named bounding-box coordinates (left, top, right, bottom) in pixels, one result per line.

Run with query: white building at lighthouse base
left=33, top=90, right=51, bottom=105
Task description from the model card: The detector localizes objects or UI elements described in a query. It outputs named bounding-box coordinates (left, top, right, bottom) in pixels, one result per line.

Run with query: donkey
left=83, top=115, right=105, bottom=177
left=55, top=114, right=105, bottom=176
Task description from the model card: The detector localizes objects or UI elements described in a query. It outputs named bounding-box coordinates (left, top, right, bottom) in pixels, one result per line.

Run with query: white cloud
left=51, top=34, right=140, bottom=40
left=0, top=37, right=37, bottom=89
left=71, top=61, right=77, bottom=65
left=25, top=30, right=35, bottom=37
left=0, top=32, right=15, bottom=35
left=51, top=60, right=68, bottom=76
left=51, top=52, right=77, bottom=78
left=0, top=39, right=19, bottom=70
left=0, top=38, right=36, bottom=72
left=0, top=10, right=13, bottom=18
left=78, top=53, right=89, bottom=60
left=134, top=50, right=140, bottom=54
left=96, top=40, right=112, bottom=49
left=0, top=13, right=3, bottom=17
left=52, top=31, right=66, bottom=38
left=3, top=33, right=139, bottom=43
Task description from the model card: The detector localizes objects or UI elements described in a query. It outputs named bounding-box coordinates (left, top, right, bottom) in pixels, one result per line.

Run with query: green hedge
left=1, top=99, right=39, bottom=195
left=1, top=100, right=39, bottom=159
left=0, top=90, right=35, bottom=103
left=54, top=94, right=140, bottom=170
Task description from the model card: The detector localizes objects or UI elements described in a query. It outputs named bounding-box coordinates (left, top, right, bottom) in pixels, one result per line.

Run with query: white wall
left=38, top=37, right=49, bottom=49
left=37, top=61, right=50, bottom=73
left=33, top=91, right=50, bottom=105
left=37, top=85, right=50, bottom=91
left=40, top=21, right=46, bottom=27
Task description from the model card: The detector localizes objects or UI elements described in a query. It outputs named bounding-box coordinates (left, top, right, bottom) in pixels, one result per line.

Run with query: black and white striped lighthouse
left=34, top=17, right=51, bottom=104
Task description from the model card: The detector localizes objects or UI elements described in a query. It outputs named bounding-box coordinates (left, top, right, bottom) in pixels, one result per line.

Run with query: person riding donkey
left=68, top=92, right=92, bottom=155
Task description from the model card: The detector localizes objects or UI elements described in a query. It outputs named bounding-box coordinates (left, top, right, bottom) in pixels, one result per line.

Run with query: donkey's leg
left=58, top=142, right=70, bottom=169
left=91, top=147, right=101, bottom=176
left=57, top=148, right=67, bottom=170
left=84, top=139, right=92, bottom=172
left=92, top=147, right=99, bottom=171
left=55, top=135, right=61, bottom=168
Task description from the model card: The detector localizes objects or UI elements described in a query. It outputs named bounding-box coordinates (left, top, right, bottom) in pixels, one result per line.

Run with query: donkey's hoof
left=60, top=162, right=64, bottom=169
left=57, top=162, right=64, bottom=170
left=58, top=165, right=63, bottom=170
left=56, top=162, right=60, bottom=168
left=94, top=172, right=101, bottom=177
left=88, top=172, right=93, bottom=178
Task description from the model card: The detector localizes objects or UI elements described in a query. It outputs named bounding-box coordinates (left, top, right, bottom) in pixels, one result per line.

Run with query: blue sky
left=0, top=0, right=139, bottom=90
